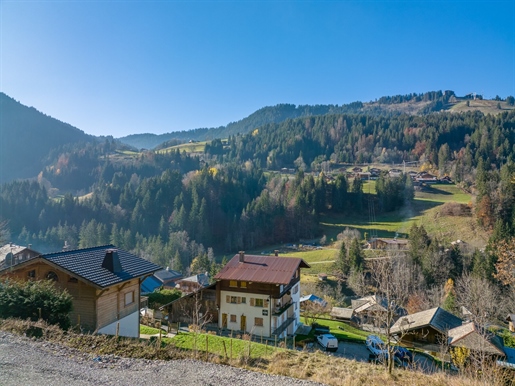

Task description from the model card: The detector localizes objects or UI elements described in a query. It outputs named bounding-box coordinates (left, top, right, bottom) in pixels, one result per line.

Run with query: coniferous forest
left=1, top=91, right=515, bottom=287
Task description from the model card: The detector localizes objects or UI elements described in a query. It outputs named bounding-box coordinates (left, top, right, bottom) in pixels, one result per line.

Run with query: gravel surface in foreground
left=0, top=332, right=325, bottom=386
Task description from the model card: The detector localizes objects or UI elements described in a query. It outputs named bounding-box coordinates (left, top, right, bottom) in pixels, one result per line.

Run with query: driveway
left=333, top=341, right=439, bottom=374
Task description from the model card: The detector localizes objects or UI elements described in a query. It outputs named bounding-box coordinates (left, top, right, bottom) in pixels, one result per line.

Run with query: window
left=241, top=297, right=246, bottom=304
left=240, top=281, right=247, bottom=288
left=255, top=298, right=264, bottom=307
left=124, top=291, right=134, bottom=306
left=292, top=284, right=298, bottom=294
left=254, top=317, right=263, bottom=327
left=230, top=296, right=238, bottom=304
left=229, top=280, right=238, bottom=287
left=27, top=270, right=35, bottom=279
left=230, top=314, right=236, bottom=323
left=46, top=271, right=58, bottom=282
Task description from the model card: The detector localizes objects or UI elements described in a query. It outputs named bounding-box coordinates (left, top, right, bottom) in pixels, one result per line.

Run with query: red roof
left=214, top=254, right=310, bottom=285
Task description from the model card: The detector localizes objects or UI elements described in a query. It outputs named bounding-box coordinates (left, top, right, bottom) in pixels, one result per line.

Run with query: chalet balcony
left=272, top=316, right=295, bottom=336
left=273, top=299, right=293, bottom=316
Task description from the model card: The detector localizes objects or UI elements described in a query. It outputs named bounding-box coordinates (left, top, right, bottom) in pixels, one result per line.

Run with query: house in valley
left=390, top=307, right=463, bottom=352
left=330, top=294, right=406, bottom=326
left=141, top=267, right=183, bottom=294
left=160, top=284, right=218, bottom=327
left=175, top=272, right=210, bottom=294
left=448, top=322, right=506, bottom=358
left=0, top=245, right=160, bottom=338
left=367, top=238, right=409, bottom=250
left=214, top=251, right=310, bottom=338
left=0, top=243, right=40, bottom=268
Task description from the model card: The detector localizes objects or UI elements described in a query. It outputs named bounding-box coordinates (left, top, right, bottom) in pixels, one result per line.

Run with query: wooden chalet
left=390, top=307, right=462, bottom=352
left=448, top=322, right=505, bottom=358
left=0, top=245, right=160, bottom=338
left=367, top=238, right=409, bottom=250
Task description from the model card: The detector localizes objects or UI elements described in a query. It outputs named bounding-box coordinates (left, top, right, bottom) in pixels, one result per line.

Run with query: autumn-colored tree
left=494, top=237, right=515, bottom=286
left=406, top=292, right=426, bottom=314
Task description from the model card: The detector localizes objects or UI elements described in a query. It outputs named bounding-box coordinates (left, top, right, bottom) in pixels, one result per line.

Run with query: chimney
left=28, top=244, right=32, bottom=249
left=102, top=249, right=122, bottom=273
left=238, top=251, right=245, bottom=263
left=274, top=250, right=279, bottom=257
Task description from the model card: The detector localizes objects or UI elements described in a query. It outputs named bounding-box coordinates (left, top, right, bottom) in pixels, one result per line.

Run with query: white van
left=316, top=333, right=338, bottom=352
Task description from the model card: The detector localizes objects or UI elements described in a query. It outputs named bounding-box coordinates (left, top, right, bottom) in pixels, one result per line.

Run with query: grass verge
left=1, top=318, right=507, bottom=386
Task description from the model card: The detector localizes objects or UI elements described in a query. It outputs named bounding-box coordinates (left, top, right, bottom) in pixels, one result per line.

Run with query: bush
left=0, top=279, right=73, bottom=330
left=147, top=288, right=182, bottom=309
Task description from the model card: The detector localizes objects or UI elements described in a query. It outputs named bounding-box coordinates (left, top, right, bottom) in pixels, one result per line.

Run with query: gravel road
left=0, top=332, right=325, bottom=386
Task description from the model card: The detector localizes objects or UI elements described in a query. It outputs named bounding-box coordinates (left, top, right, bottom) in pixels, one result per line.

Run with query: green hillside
left=0, top=93, right=95, bottom=183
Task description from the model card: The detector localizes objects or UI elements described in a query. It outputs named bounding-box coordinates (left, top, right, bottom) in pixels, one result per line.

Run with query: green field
left=298, top=318, right=370, bottom=343
left=140, top=324, right=162, bottom=335
left=163, top=332, right=285, bottom=358
left=157, top=142, right=207, bottom=154
left=252, top=181, right=487, bottom=272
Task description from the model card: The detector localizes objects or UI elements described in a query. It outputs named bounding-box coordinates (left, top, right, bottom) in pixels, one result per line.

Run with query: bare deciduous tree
left=367, top=256, right=411, bottom=375
left=303, top=300, right=329, bottom=327
left=454, top=273, right=507, bottom=383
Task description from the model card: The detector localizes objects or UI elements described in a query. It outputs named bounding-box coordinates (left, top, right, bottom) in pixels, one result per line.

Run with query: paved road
left=331, top=341, right=438, bottom=373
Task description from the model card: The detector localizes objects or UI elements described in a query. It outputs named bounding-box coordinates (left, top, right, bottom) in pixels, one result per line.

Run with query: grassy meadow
left=247, top=181, right=487, bottom=283
left=157, top=141, right=207, bottom=154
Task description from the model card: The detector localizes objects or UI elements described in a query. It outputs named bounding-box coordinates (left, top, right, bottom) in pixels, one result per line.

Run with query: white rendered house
left=214, top=251, right=310, bottom=338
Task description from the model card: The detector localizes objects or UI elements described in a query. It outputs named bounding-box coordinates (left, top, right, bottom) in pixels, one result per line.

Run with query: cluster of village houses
left=0, top=242, right=514, bottom=369
left=347, top=166, right=451, bottom=184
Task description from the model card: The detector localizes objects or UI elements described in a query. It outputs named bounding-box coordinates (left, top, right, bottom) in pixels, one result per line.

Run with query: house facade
left=214, top=252, right=310, bottom=338
left=0, top=245, right=160, bottom=338
left=367, top=238, right=409, bottom=250
left=0, top=243, right=40, bottom=268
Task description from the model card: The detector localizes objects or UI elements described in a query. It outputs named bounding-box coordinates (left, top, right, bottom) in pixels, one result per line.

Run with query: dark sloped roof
left=154, top=269, right=182, bottom=283
left=391, top=307, right=462, bottom=335
left=141, top=276, right=162, bottom=294
left=42, top=245, right=160, bottom=289
left=214, top=254, right=310, bottom=285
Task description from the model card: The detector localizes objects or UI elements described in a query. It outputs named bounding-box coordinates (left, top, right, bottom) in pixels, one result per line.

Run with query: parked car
left=366, top=335, right=412, bottom=366
left=366, top=335, right=387, bottom=357
left=316, top=333, right=339, bottom=352
left=393, top=345, right=413, bottom=363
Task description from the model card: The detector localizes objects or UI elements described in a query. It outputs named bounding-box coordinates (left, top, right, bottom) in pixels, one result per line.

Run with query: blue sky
left=1, top=1, right=514, bottom=138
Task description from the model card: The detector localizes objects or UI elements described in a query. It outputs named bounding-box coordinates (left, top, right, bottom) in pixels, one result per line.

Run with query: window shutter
left=250, top=298, right=255, bottom=306
left=226, top=295, right=230, bottom=303
left=264, top=299, right=269, bottom=307
left=237, top=297, right=241, bottom=304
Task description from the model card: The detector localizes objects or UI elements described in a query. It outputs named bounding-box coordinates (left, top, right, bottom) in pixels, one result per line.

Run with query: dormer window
left=240, top=281, right=247, bottom=288
left=229, top=280, right=238, bottom=287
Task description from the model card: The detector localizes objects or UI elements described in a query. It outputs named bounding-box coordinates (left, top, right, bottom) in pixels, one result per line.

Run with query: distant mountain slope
left=119, top=91, right=515, bottom=150
left=118, top=102, right=365, bottom=149
left=0, top=93, right=95, bottom=183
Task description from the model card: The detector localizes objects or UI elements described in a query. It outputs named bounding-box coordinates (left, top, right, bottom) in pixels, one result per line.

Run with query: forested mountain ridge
left=119, top=91, right=515, bottom=150
left=1, top=90, right=515, bottom=287
left=0, top=93, right=95, bottom=184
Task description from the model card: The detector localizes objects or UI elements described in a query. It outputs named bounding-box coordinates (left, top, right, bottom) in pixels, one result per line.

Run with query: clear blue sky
left=1, top=1, right=514, bottom=138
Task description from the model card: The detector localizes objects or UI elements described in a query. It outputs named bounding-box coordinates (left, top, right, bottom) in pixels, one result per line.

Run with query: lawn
left=298, top=317, right=369, bottom=343
left=157, top=142, right=207, bottom=153
left=163, top=332, right=284, bottom=359
left=140, top=325, right=161, bottom=335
